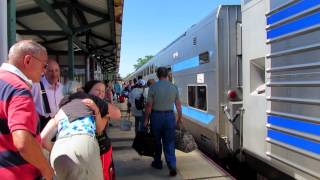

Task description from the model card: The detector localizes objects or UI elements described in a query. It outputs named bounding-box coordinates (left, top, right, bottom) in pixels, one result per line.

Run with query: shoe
left=169, top=168, right=177, bottom=176
left=151, top=161, right=163, bottom=170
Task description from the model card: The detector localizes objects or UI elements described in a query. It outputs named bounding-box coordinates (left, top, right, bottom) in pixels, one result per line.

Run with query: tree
left=133, top=55, right=153, bottom=70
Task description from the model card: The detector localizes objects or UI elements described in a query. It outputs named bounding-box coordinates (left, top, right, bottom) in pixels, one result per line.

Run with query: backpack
left=135, top=88, right=145, bottom=110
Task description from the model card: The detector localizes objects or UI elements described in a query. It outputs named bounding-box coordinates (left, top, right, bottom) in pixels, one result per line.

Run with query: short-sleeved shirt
left=57, top=115, right=96, bottom=139
left=56, top=92, right=109, bottom=139
left=0, top=68, right=41, bottom=179
left=147, top=80, right=179, bottom=111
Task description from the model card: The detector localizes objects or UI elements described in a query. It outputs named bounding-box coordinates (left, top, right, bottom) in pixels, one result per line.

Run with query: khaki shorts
left=50, top=134, right=103, bottom=180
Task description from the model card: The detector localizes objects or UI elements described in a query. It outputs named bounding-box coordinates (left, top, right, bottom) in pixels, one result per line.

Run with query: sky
left=119, top=0, right=240, bottom=77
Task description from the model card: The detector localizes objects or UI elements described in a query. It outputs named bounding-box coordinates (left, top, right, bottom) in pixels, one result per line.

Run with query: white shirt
left=32, top=76, right=63, bottom=117
left=0, top=63, right=33, bottom=86
left=129, top=87, right=148, bottom=117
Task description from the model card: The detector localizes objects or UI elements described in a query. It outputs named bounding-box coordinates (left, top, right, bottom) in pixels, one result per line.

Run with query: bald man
left=32, top=59, right=64, bottom=130
left=0, top=40, right=54, bottom=180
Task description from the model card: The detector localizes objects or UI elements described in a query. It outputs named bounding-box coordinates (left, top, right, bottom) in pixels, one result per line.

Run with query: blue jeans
left=150, top=111, right=176, bottom=169
left=134, top=116, right=144, bottom=133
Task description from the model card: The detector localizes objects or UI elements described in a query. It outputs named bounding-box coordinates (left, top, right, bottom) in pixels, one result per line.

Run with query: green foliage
left=133, top=55, right=153, bottom=70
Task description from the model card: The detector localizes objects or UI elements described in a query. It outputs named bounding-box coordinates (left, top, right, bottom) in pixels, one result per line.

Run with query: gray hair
left=8, top=40, right=47, bottom=62
left=63, top=80, right=83, bottom=96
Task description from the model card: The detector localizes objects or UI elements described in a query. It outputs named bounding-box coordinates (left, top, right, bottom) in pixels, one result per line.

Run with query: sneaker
left=151, top=161, right=163, bottom=170
left=169, top=168, right=177, bottom=176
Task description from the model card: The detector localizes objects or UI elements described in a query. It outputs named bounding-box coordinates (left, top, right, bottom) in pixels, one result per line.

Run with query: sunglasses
left=30, top=55, right=48, bottom=69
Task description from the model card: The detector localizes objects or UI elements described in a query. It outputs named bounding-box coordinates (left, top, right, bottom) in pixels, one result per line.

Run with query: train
left=127, top=0, right=320, bottom=179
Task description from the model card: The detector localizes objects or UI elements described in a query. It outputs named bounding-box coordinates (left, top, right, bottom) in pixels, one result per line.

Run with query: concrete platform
left=109, top=102, right=234, bottom=180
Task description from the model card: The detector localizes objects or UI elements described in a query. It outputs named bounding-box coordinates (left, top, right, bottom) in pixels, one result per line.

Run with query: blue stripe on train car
left=175, top=105, right=215, bottom=124
left=267, top=11, right=320, bottom=39
left=268, top=115, right=320, bottom=136
left=267, top=0, right=320, bottom=25
left=172, top=56, right=199, bottom=72
left=268, top=129, right=320, bottom=155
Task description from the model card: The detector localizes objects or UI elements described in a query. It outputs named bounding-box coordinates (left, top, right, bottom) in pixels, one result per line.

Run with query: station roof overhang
left=15, top=0, right=123, bottom=73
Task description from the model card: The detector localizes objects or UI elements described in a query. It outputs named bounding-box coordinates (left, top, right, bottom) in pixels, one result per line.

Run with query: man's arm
left=8, top=89, right=54, bottom=180
left=12, top=130, right=54, bottom=180
left=144, top=86, right=154, bottom=127
left=174, top=85, right=182, bottom=125
left=144, top=101, right=152, bottom=127
left=175, top=99, right=182, bottom=124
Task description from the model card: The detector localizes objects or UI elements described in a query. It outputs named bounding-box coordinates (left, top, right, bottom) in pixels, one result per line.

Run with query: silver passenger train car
left=128, top=0, right=320, bottom=179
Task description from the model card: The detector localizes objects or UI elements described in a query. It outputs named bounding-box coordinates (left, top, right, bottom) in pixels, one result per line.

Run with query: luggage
left=132, top=128, right=156, bottom=157
left=120, top=113, right=132, bottom=131
left=175, top=128, right=197, bottom=153
left=119, top=95, right=125, bottom=103
left=120, top=119, right=132, bottom=131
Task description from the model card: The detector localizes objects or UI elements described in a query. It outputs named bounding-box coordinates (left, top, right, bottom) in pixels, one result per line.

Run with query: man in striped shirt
left=0, top=40, right=54, bottom=180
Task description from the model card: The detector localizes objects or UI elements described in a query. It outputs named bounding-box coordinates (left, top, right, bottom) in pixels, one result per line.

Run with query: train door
left=215, top=5, right=242, bottom=158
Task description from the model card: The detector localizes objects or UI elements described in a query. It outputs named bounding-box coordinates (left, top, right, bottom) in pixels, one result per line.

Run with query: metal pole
left=0, top=0, right=7, bottom=64
left=68, top=35, right=74, bottom=80
left=86, top=55, right=90, bottom=81
left=7, top=0, right=15, bottom=49
left=67, top=5, right=74, bottom=80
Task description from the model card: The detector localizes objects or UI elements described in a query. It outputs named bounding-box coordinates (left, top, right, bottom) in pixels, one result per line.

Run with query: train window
left=155, top=66, right=158, bottom=73
left=188, top=86, right=196, bottom=107
left=250, top=58, right=265, bottom=95
left=193, top=37, right=197, bottom=46
left=188, top=85, right=207, bottom=111
left=199, top=52, right=209, bottom=64
left=243, top=0, right=253, bottom=4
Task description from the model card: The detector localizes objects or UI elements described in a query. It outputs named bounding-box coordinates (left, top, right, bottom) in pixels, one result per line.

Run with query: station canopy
left=15, top=0, right=123, bottom=73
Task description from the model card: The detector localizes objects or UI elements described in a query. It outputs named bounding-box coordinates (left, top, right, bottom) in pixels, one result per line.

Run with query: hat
left=137, top=79, right=146, bottom=86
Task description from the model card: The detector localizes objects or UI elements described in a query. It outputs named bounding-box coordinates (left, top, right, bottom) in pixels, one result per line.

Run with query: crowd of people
left=0, top=40, right=183, bottom=179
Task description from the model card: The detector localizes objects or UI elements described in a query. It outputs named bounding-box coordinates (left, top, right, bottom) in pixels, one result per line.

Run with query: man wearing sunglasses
left=0, top=40, right=54, bottom=180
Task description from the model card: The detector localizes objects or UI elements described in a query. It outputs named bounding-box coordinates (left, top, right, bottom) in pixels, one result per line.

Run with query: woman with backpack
left=129, top=79, right=148, bottom=134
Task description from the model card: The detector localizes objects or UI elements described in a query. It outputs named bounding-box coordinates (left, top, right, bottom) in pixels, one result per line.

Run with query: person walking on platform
left=144, top=67, right=183, bottom=177
left=113, top=80, right=122, bottom=102
left=129, top=79, right=147, bottom=134
left=0, top=40, right=54, bottom=180
left=32, top=59, right=63, bottom=131
left=104, top=80, right=114, bottom=104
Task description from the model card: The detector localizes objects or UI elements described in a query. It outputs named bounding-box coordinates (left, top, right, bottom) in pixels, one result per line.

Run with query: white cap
left=138, top=79, right=146, bottom=86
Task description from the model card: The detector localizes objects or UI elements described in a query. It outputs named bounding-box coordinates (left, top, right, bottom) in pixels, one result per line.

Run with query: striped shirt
left=0, top=66, right=41, bottom=180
